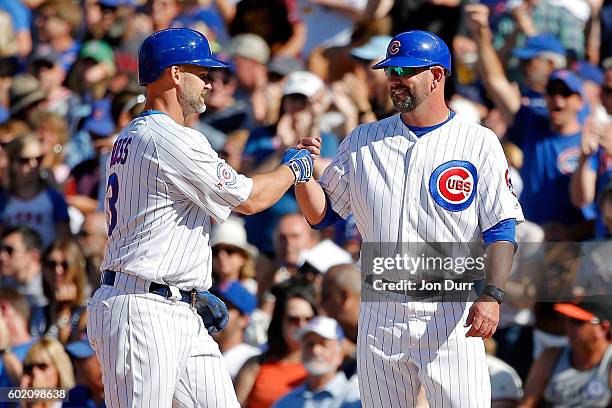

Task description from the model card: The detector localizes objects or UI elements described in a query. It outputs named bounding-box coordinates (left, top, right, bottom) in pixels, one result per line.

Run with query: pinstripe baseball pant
left=87, top=272, right=239, bottom=408
left=357, top=298, right=491, bottom=407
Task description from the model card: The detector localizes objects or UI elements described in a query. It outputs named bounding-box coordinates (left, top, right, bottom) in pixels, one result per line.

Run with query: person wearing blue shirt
left=273, top=316, right=360, bottom=408
left=0, top=0, right=32, bottom=57
left=507, top=70, right=590, bottom=240
left=63, top=339, right=105, bottom=407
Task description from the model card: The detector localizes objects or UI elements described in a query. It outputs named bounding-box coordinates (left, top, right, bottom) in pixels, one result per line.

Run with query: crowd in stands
left=0, top=0, right=611, bottom=407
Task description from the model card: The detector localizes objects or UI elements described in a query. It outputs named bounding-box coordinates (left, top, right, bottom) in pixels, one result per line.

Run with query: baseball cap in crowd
left=573, top=61, right=604, bottom=85
left=226, top=34, right=270, bottom=65
left=513, top=34, right=566, bottom=68
left=9, top=74, right=47, bottom=115
left=211, top=281, right=257, bottom=316
left=83, top=98, right=115, bottom=137
left=283, top=71, right=324, bottom=98
left=603, top=57, right=612, bottom=70
left=80, top=40, right=115, bottom=65
left=351, top=35, right=392, bottom=62
left=268, top=56, right=304, bottom=77
left=297, top=316, right=344, bottom=341
left=65, top=339, right=96, bottom=359
left=554, top=295, right=612, bottom=324
left=210, top=217, right=258, bottom=258
left=30, top=47, right=61, bottom=68
left=546, top=69, right=584, bottom=97
left=298, top=239, right=352, bottom=274
left=488, top=357, right=523, bottom=402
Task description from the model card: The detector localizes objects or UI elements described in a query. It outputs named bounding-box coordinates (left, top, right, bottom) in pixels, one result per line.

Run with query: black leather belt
left=102, top=271, right=195, bottom=305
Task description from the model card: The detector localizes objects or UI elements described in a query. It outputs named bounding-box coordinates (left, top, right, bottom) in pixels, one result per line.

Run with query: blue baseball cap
left=512, top=34, right=565, bottom=60
left=351, top=36, right=392, bottom=62
left=65, top=339, right=96, bottom=359
left=371, top=31, right=451, bottom=74
left=211, top=281, right=256, bottom=316
left=573, top=61, right=604, bottom=85
left=83, top=98, right=115, bottom=137
left=547, top=69, right=584, bottom=97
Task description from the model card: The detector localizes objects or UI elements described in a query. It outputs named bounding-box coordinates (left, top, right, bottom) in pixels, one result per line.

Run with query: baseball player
left=86, top=28, right=313, bottom=408
left=296, top=31, right=524, bottom=406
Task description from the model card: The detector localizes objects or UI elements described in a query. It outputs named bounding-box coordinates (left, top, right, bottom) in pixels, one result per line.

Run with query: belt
left=102, top=270, right=196, bottom=305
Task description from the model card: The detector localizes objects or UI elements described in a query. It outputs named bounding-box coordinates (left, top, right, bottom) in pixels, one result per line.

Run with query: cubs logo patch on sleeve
left=429, top=160, right=478, bottom=211
left=216, top=163, right=237, bottom=189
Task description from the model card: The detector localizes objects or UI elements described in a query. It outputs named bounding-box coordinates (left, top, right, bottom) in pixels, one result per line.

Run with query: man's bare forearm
left=295, top=179, right=327, bottom=225
left=235, top=166, right=295, bottom=215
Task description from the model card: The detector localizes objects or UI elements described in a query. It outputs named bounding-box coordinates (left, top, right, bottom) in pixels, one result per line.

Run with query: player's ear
left=169, top=65, right=181, bottom=84
left=430, top=66, right=445, bottom=90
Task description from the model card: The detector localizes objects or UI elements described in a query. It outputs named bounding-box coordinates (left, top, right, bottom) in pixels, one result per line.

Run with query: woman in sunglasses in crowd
left=19, top=337, right=75, bottom=408
left=1, top=133, right=70, bottom=248
left=41, top=240, right=88, bottom=344
left=235, top=284, right=318, bottom=408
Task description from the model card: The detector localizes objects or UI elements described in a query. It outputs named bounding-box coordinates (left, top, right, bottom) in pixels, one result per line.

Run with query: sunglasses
left=0, top=245, right=15, bottom=255
left=384, top=66, right=430, bottom=77
left=45, top=260, right=69, bottom=269
left=209, top=73, right=232, bottom=85
left=602, top=86, right=612, bottom=96
left=23, top=362, right=50, bottom=373
left=285, top=315, right=313, bottom=325
left=212, top=246, right=242, bottom=256
left=17, top=155, right=44, bottom=166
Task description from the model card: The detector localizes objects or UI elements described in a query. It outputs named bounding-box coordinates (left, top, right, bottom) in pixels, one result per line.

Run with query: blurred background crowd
left=0, top=0, right=611, bottom=406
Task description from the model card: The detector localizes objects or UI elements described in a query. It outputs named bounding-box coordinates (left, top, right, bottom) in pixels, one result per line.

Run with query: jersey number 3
left=105, top=173, right=119, bottom=236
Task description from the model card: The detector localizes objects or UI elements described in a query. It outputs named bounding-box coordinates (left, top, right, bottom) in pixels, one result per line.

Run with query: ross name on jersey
left=110, top=137, right=132, bottom=167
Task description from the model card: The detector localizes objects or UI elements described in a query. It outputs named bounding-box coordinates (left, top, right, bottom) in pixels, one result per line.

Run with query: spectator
left=1, top=134, right=71, bottom=247
left=0, top=227, right=47, bottom=337
left=506, top=70, right=589, bottom=240
left=30, top=111, right=70, bottom=186
left=20, top=337, right=75, bottom=399
left=211, top=217, right=258, bottom=294
left=484, top=338, right=524, bottom=408
left=225, top=34, right=271, bottom=127
left=467, top=5, right=566, bottom=125
left=0, top=288, right=35, bottom=388
left=519, top=295, right=612, bottom=407
left=34, top=0, right=82, bottom=74
left=41, top=240, right=88, bottom=344
left=150, top=0, right=181, bottom=31
left=76, top=211, right=108, bottom=292
left=235, top=285, right=317, bottom=408
left=64, top=339, right=105, bottom=407
left=29, top=49, right=74, bottom=117
left=210, top=281, right=260, bottom=381
left=0, top=119, right=30, bottom=185
left=8, top=74, right=48, bottom=123
left=320, top=263, right=360, bottom=378
left=0, top=9, right=17, bottom=58
left=272, top=316, right=360, bottom=408
left=0, top=0, right=32, bottom=58
left=64, top=40, right=116, bottom=169
left=254, top=213, right=320, bottom=303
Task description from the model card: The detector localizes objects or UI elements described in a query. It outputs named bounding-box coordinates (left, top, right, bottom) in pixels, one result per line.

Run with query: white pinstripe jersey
left=320, top=113, right=524, bottom=246
left=100, top=111, right=253, bottom=290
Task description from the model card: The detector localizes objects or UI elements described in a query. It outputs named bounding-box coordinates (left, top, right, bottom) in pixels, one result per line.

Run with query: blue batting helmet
left=372, top=31, right=451, bottom=74
left=138, top=28, right=229, bottom=85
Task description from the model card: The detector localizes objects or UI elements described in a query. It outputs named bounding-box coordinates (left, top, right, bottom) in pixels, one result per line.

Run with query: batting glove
left=195, top=290, right=229, bottom=334
left=282, top=148, right=313, bottom=184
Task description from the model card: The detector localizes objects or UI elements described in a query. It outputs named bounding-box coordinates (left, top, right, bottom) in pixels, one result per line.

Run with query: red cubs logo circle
left=388, top=40, right=401, bottom=55
left=429, top=160, right=478, bottom=211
